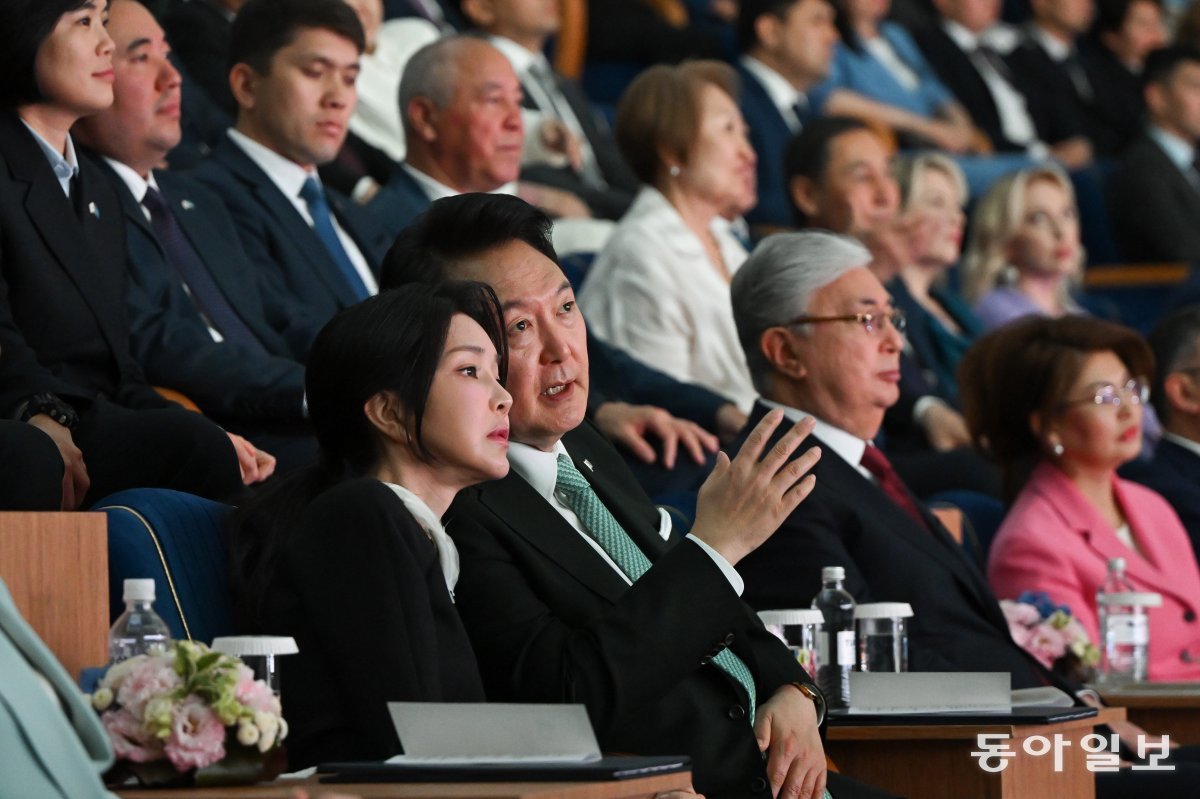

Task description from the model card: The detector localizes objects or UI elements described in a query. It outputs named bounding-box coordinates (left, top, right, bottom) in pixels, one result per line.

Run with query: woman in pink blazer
left=961, top=316, right=1200, bottom=682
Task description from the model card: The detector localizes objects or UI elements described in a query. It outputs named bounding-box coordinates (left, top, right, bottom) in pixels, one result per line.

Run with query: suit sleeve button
left=750, top=777, right=768, bottom=793
left=728, top=704, right=746, bottom=720
left=724, top=633, right=736, bottom=645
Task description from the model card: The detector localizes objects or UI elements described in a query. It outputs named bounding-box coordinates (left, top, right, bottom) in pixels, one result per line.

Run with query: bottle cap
left=757, top=609, right=825, bottom=626
left=854, top=602, right=915, bottom=619
left=821, top=566, right=846, bottom=581
left=123, top=578, right=156, bottom=602
left=1098, top=592, right=1162, bottom=607
left=1108, top=557, right=1127, bottom=572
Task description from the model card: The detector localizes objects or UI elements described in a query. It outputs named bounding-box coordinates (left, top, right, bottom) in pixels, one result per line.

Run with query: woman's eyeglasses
left=1059, top=378, right=1149, bottom=409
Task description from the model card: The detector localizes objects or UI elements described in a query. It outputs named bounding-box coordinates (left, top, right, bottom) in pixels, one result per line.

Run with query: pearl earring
left=669, top=165, right=681, bottom=177
left=1052, top=442, right=1064, bottom=457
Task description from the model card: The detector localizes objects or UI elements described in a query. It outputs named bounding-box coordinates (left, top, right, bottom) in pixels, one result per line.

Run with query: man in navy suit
left=74, top=0, right=318, bottom=473
left=736, top=0, right=839, bottom=231
left=1124, top=306, right=1200, bottom=555
left=192, top=0, right=392, bottom=327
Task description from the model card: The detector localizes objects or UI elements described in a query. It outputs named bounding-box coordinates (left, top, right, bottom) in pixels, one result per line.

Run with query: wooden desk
left=1102, top=685, right=1200, bottom=745
left=825, top=709, right=1124, bottom=799
left=114, top=772, right=692, bottom=799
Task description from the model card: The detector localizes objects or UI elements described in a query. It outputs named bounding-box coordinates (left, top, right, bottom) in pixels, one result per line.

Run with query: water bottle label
left=837, top=630, right=855, bottom=664
left=817, top=631, right=830, bottom=665
left=1110, top=614, right=1149, bottom=645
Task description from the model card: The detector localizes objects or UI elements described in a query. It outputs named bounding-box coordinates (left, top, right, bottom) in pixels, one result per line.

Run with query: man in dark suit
left=1108, top=45, right=1200, bottom=262
left=736, top=0, right=838, bottom=231
left=1124, top=306, right=1200, bottom=555
left=193, top=0, right=392, bottom=327
left=73, top=0, right=318, bottom=472
left=913, top=0, right=1093, bottom=167
left=459, top=0, right=639, bottom=220
left=381, top=193, right=895, bottom=799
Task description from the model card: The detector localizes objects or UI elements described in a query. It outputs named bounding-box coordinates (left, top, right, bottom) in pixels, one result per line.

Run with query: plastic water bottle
left=108, top=579, right=172, bottom=664
left=812, top=566, right=855, bottom=710
left=1096, top=559, right=1159, bottom=685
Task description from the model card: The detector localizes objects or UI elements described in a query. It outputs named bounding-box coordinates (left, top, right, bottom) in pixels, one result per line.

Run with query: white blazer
left=579, top=186, right=756, bottom=409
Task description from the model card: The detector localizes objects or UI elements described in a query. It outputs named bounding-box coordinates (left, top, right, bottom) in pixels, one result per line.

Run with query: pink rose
left=1027, top=622, right=1068, bottom=668
left=102, top=708, right=163, bottom=763
left=117, top=658, right=182, bottom=720
left=164, top=697, right=227, bottom=771
left=234, top=665, right=280, bottom=715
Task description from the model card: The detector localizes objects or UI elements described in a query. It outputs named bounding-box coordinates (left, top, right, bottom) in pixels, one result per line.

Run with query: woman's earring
left=1051, top=441, right=1064, bottom=457
left=669, top=165, right=681, bottom=177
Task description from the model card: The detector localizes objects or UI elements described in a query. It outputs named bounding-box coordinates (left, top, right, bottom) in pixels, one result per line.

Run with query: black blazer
left=163, top=0, right=236, bottom=115
left=93, top=158, right=313, bottom=422
left=913, top=22, right=1036, bottom=152
left=0, top=111, right=166, bottom=415
left=1078, top=37, right=1144, bottom=158
left=1004, top=35, right=1089, bottom=146
left=447, top=421, right=813, bottom=799
left=364, top=164, right=437, bottom=241
left=259, top=479, right=485, bottom=768
left=738, top=64, right=800, bottom=229
left=1107, top=131, right=1200, bottom=263
left=191, top=135, right=391, bottom=326
left=1123, top=438, right=1200, bottom=561
left=735, top=402, right=1055, bottom=689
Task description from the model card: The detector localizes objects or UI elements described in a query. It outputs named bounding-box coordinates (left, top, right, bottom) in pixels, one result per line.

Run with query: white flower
left=277, top=717, right=288, bottom=742
left=236, top=721, right=260, bottom=747
left=254, top=711, right=279, bottom=753
left=91, top=687, right=113, bottom=712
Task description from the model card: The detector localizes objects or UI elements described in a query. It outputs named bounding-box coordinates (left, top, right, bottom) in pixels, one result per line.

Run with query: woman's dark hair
left=227, top=281, right=508, bottom=627
left=1092, top=0, right=1161, bottom=36
left=830, top=0, right=864, bottom=52
left=958, top=315, right=1153, bottom=503
left=229, top=0, right=365, bottom=76
left=0, top=0, right=93, bottom=108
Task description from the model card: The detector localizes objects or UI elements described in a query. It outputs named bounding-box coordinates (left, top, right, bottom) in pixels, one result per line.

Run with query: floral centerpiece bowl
left=91, top=640, right=288, bottom=787
left=1001, top=591, right=1101, bottom=684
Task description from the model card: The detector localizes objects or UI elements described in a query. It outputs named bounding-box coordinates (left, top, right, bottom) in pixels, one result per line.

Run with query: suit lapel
left=214, top=140, right=362, bottom=307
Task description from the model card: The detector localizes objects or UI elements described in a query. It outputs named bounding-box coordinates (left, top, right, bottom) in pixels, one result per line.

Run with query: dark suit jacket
left=1107, top=131, right=1200, bottom=263
left=913, top=22, right=1038, bottom=152
left=0, top=112, right=167, bottom=415
left=738, top=64, right=800, bottom=230
left=1078, top=37, right=1144, bottom=158
left=1123, top=438, right=1200, bottom=560
left=163, top=0, right=235, bottom=115
left=1004, top=35, right=1089, bottom=146
left=447, top=421, right=813, bottom=799
left=259, top=479, right=485, bottom=768
left=92, top=158, right=312, bottom=422
left=192, top=135, right=391, bottom=325
left=517, top=65, right=638, bottom=220
left=364, top=164, right=437, bottom=240
left=736, top=402, right=1053, bottom=689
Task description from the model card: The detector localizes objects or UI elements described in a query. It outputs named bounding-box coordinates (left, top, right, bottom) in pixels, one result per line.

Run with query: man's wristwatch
left=793, top=681, right=827, bottom=723
left=18, top=393, right=79, bottom=430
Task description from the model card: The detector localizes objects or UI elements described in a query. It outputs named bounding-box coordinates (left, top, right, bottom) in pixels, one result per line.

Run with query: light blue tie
left=554, top=454, right=758, bottom=723
left=299, top=177, right=370, bottom=301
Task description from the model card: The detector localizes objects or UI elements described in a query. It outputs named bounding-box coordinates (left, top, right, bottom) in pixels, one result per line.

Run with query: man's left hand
left=593, top=401, right=718, bottom=469
left=227, top=433, right=277, bottom=485
left=755, top=685, right=827, bottom=799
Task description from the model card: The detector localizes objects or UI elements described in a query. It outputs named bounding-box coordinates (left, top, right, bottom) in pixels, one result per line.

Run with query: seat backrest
left=95, top=488, right=234, bottom=646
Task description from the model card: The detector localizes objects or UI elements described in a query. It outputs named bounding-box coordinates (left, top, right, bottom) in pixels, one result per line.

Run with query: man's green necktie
left=554, top=454, right=758, bottom=722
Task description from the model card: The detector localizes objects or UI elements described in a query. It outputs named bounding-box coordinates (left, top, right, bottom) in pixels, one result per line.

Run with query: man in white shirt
left=912, top=0, right=1093, bottom=168
left=459, top=0, right=639, bottom=219
left=736, top=0, right=839, bottom=229
left=193, top=0, right=393, bottom=327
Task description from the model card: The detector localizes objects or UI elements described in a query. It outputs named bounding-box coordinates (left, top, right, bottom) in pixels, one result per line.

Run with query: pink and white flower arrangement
left=1001, top=591, right=1100, bottom=680
left=90, top=641, right=287, bottom=775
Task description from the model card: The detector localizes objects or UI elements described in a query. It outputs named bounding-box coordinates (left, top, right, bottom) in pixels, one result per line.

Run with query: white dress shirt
left=23, top=123, right=78, bottom=197
left=1148, top=125, right=1200, bottom=191
left=401, top=162, right=517, bottom=201
left=759, top=399, right=875, bottom=482
left=506, top=439, right=744, bottom=593
left=226, top=128, right=378, bottom=295
left=739, top=55, right=809, bottom=133
left=580, top=186, right=755, bottom=409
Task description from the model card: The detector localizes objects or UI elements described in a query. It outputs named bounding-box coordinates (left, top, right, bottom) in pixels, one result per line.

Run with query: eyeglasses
left=1059, top=378, right=1150, bottom=409
left=787, top=309, right=907, bottom=336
